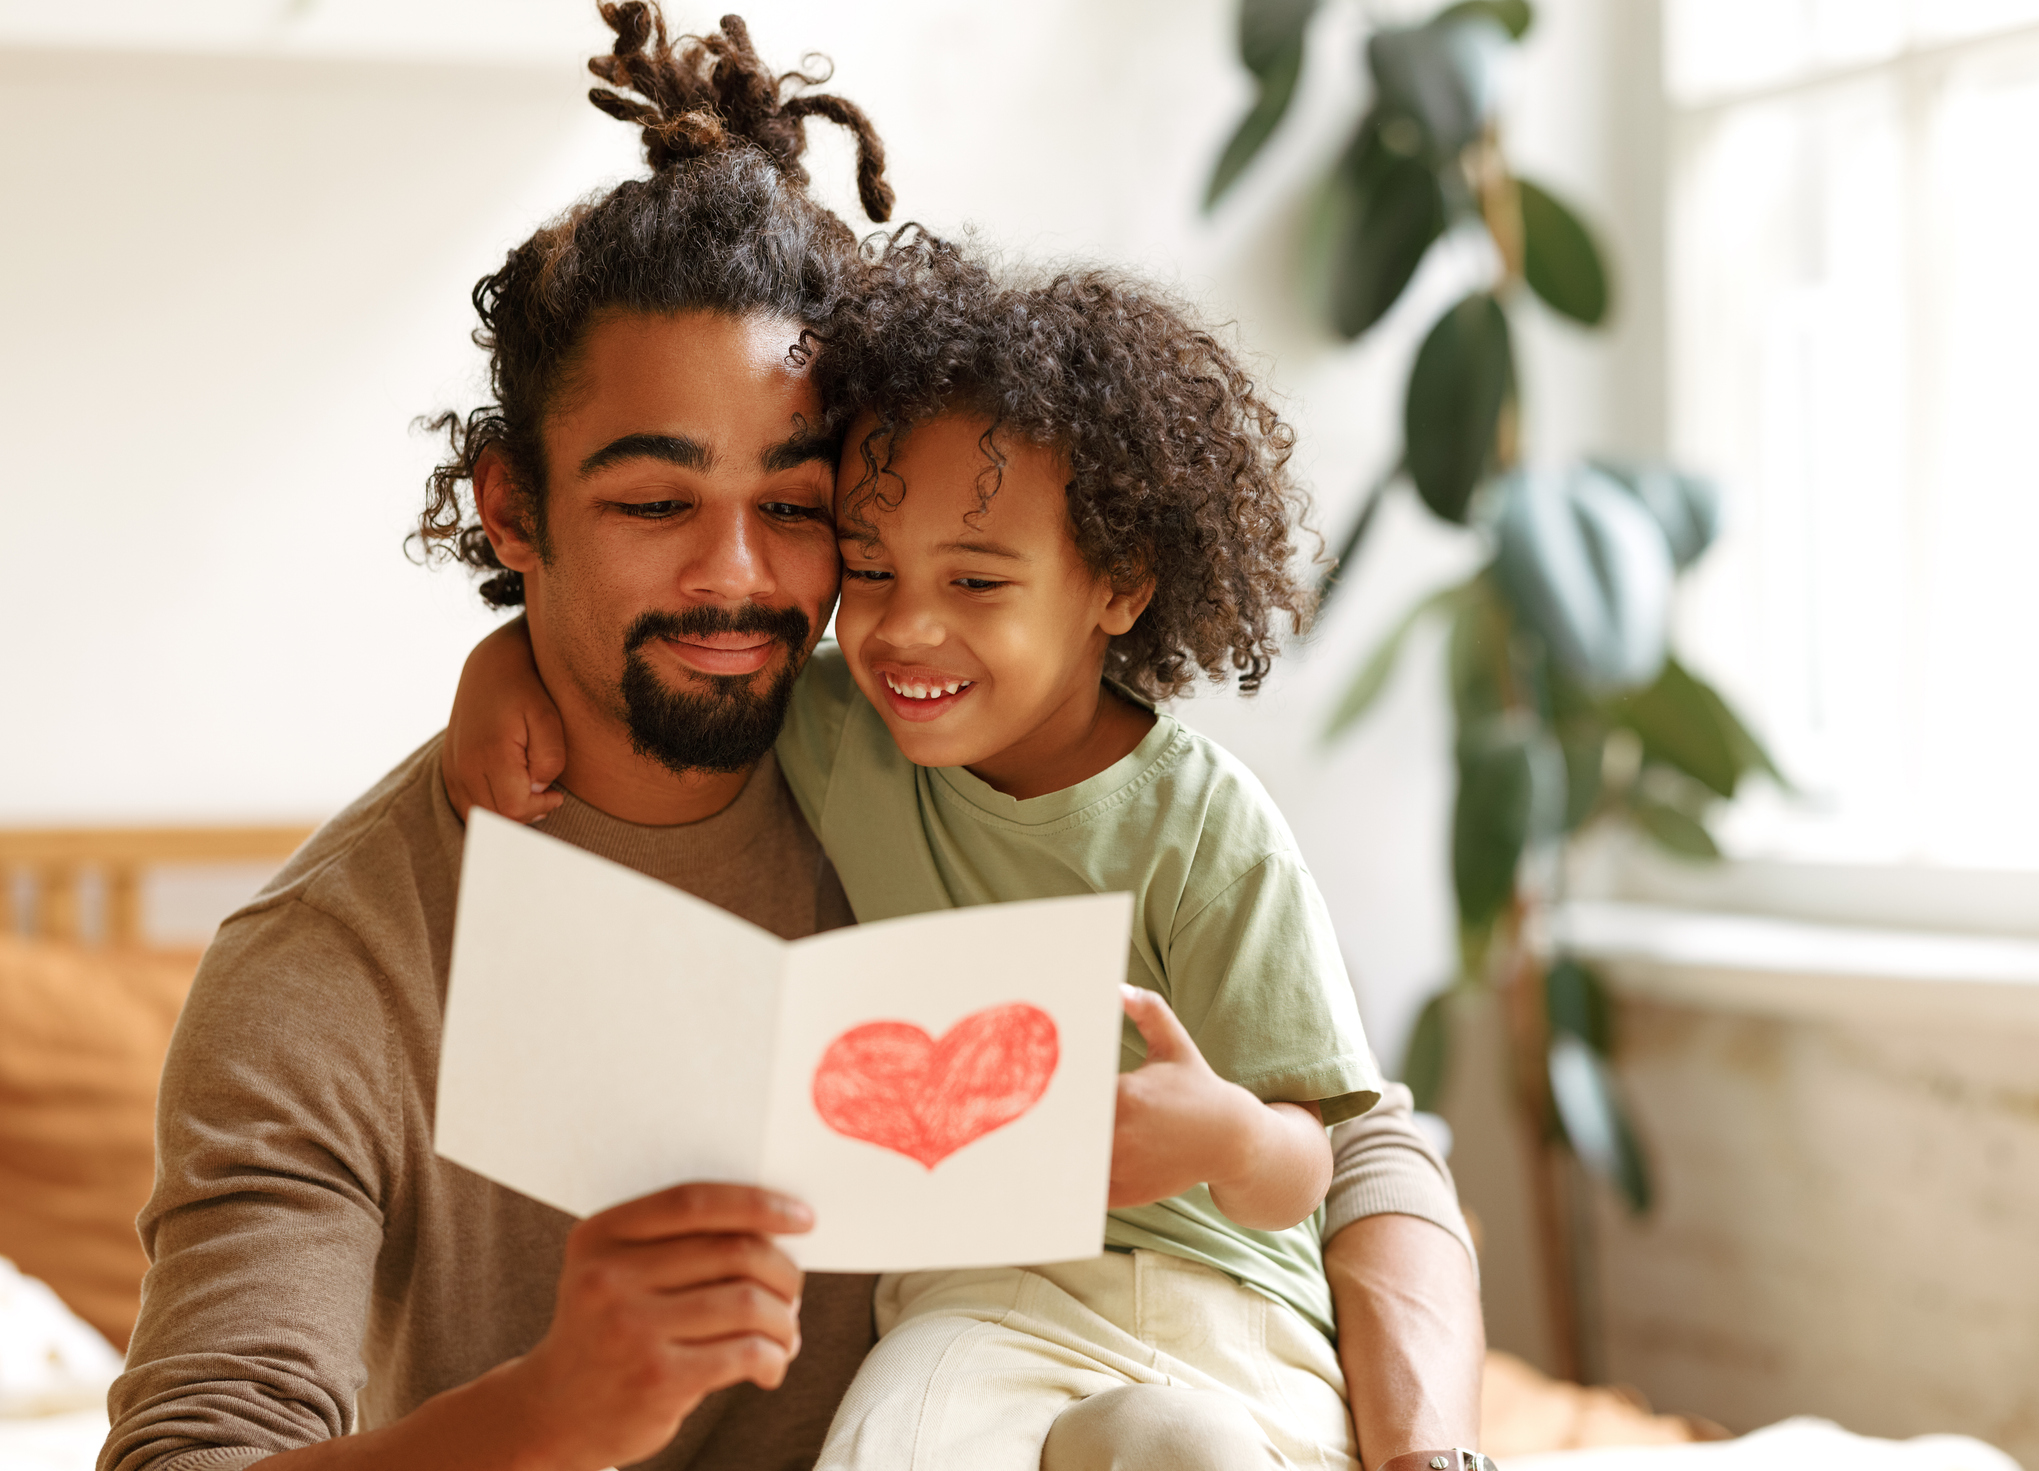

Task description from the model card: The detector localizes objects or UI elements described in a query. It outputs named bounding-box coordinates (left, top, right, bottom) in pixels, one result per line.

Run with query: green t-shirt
left=776, top=646, right=1384, bottom=1336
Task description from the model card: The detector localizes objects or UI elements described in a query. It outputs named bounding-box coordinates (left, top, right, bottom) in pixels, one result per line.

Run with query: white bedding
left=0, top=1252, right=2021, bottom=1471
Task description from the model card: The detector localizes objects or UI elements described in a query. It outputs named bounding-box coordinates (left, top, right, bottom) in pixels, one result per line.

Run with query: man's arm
left=1321, top=1085, right=1485, bottom=1471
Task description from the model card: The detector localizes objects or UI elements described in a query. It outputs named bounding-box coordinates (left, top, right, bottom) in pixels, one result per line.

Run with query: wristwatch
left=1377, top=1451, right=1500, bottom=1471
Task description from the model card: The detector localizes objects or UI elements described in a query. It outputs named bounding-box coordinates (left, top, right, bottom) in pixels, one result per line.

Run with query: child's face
left=833, top=412, right=1144, bottom=774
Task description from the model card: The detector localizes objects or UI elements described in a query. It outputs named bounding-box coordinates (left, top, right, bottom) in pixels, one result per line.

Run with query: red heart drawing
left=811, top=1003, right=1059, bottom=1168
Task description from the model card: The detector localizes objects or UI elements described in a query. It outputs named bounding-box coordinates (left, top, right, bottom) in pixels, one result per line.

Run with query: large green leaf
left=1518, top=177, right=1608, bottom=325
left=1617, top=657, right=1780, bottom=798
left=1629, top=790, right=1721, bottom=858
left=1367, top=11, right=1512, bottom=165
left=1544, top=956, right=1612, bottom=1053
left=1452, top=713, right=1564, bottom=934
left=1490, top=464, right=1673, bottom=690
left=1402, top=989, right=1453, bottom=1111
left=1454, top=727, right=1532, bottom=936
left=1547, top=1032, right=1652, bottom=1211
left=1205, top=0, right=1321, bottom=209
left=1591, top=459, right=1721, bottom=569
left=1325, top=579, right=1472, bottom=739
left=1329, top=150, right=1447, bottom=338
left=1405, top=292, right=1514, bottom=523
left=1446, top=575, right=1510, bottom=724
left=1437, top=0, right=1533, bottom=38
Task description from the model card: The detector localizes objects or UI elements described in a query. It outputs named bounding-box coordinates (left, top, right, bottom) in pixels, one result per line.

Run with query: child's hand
left=442, top=616, right=567, bottom=824
left=1108, top=984, right=1331, bottom=1231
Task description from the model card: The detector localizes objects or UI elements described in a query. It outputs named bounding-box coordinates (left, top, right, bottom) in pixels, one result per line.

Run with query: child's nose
left=873, top=579, right=947, bottom=650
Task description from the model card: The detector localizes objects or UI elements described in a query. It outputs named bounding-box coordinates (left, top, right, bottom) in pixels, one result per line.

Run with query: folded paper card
left=436, top=810, right=1133, bottom=1271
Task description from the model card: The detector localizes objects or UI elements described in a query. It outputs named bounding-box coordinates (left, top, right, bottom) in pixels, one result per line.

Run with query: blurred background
left=2, top=0, right=2036, bottom=1464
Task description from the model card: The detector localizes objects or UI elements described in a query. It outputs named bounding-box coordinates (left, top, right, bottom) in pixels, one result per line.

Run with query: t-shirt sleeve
left=774, top=643, right=860, bottom=835
left=101, top=903, right=401, bottom=1471
left=1163, top=850, right=1384, bottom=1126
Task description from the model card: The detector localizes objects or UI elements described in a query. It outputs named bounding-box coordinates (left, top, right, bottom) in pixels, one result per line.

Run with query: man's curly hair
left=818, top=230, right=1317, bottom=701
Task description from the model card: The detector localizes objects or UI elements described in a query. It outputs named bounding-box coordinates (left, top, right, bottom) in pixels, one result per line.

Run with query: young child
left=444, top=232, right=1380, bottom=1469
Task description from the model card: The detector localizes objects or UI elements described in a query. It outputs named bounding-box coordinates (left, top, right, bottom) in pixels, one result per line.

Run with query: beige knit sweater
left=104, top=736, right=1467, bottom=1471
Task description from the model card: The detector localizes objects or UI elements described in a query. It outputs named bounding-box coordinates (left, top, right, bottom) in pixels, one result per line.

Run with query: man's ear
left=1099, top=574, right=1156, bottom=638
left=475, top=450, right=543, bottom=575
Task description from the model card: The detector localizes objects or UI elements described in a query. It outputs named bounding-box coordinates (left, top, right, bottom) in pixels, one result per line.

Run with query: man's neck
left=548, top=676, right=757, bottom=829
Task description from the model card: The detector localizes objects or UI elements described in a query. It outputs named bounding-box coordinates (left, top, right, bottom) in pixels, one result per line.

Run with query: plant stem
left=1499, top=892, right=1583, bottom=1382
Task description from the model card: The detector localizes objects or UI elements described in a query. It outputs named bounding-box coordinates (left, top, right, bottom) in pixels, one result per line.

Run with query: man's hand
left=1109, top=986, right=1331, bottom=1231
left=509, top=1182, right=813, bottom=1470
left=259, top=1182, right=813, bottom=1471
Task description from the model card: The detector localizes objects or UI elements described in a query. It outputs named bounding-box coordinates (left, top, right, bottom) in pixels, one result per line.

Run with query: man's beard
left=619, top=604, right=811, bottom=776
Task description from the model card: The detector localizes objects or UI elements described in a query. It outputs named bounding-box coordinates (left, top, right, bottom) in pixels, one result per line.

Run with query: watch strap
left=1377, top=1451, right=1499, bottom=1471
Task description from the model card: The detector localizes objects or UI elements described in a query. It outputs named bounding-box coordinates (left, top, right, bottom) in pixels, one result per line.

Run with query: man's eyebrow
left=761, top=429, right=838, bottom=472
left=578, top=433, right=712, bottom=477
left=936, top=538, right=1028, bottom=560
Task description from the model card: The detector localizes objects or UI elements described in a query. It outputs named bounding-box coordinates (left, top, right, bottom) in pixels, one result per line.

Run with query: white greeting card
left=436, top=810, right=1131, bottom=1271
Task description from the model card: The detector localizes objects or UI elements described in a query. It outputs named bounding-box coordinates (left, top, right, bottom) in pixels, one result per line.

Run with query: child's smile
left=874, top=666, right=978, bottom=722
left=833, top=411, right=1154, bottom=798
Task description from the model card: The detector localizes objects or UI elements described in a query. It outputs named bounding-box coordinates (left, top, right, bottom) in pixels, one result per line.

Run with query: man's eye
left=619, top=500, right=686, bottom=518
left=764, top=501, right=825, bottom=521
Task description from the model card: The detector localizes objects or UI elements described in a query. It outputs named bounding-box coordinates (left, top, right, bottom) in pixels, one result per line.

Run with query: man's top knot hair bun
left=587, top=4, right=895, bottom=223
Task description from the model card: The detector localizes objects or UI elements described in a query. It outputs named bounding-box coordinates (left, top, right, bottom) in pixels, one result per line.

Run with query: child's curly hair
left=816, top=230, right=1317, bottom=700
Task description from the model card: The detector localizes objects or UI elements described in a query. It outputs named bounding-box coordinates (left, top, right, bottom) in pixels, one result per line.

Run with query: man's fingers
left=646, top=1277, right=803, bottom=1352
left=672, top=1332, right=800, bottom=1395
left=1120, top=984, right=1194, bottom=1063
left=610, top=1230, right=805, bottom=1303
left=589, top=1181, right=815, bottom=1245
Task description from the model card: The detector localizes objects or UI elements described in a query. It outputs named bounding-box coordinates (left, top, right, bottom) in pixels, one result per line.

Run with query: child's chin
left=884, top=720, right=983, bottom=770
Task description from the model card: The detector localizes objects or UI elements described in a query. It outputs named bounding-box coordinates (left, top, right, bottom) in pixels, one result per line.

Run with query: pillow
left=0, top=937, right=201, bottom=1349
left=0, top=1254, right=122, bottom=1416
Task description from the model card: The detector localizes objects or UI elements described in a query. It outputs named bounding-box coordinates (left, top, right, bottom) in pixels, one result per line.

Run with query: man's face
left=503, top=309, right=840, bottom=775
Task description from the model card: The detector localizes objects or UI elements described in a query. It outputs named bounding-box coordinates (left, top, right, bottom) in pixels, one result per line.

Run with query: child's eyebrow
left=937, top=538, right=1027, bottom=560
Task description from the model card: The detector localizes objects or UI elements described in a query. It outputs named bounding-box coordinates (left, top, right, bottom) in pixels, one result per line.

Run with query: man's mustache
left=624, top=603, right=811, bottom=656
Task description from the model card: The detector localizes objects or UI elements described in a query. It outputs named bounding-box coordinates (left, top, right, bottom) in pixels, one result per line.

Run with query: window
left=1664, top=1, right=2039, bottom=871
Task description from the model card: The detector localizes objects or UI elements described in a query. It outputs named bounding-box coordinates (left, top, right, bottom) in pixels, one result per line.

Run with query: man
left=104, top=11, right=1485, bottom=1471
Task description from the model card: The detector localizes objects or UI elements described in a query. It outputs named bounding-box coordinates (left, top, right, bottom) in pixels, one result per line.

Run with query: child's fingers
left=482, top=768, right=563, bottom=824
left=525, top=708, right=568, bottom=787
left=1120, top=984, right=1196, bottom=1064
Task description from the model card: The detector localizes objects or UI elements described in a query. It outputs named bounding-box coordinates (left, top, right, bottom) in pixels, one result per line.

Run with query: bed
left=0, top=825, right=2020, bottom=1470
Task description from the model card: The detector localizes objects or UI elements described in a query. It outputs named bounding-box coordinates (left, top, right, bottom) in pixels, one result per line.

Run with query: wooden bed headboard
left=0, top=826, right=316, bottom=947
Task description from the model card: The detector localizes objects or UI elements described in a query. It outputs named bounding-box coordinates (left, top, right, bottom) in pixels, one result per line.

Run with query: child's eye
left=955, top=578, right=1006, bottom=592
left=844, top=567, right=893, bottom=583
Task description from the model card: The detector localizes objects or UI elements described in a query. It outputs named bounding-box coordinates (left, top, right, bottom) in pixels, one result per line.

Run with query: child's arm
left=1108, top=985, right=1332, bottom=1232
left=441, top=616, right=567, bottom=824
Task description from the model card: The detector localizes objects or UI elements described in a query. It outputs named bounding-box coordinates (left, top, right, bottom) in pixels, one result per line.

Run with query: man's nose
left=678, top=501, right=774, bottom=603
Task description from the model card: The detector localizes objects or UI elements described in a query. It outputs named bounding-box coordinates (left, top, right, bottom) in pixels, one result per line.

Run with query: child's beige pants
left=814, top=1249, right=1359, bottom=1471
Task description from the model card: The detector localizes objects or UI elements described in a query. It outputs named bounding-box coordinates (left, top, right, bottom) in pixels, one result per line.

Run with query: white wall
left=0, top=0, right=1634, bottom=1077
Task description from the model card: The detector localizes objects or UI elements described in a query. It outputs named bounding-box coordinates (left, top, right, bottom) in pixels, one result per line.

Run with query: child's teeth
left=885, top=674, right=973, bottom=700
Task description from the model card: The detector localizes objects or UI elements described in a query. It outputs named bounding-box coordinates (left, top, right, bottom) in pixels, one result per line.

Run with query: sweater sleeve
left=100, top=899, right=402, bottom=1471
left=1319, top=1081, right=1478, bottom=1281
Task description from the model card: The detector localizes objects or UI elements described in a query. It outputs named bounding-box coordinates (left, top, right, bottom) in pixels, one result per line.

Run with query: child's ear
left=1099, top=574, right=1156, bottom=638
left=476, top=450, right=543, bottom=575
